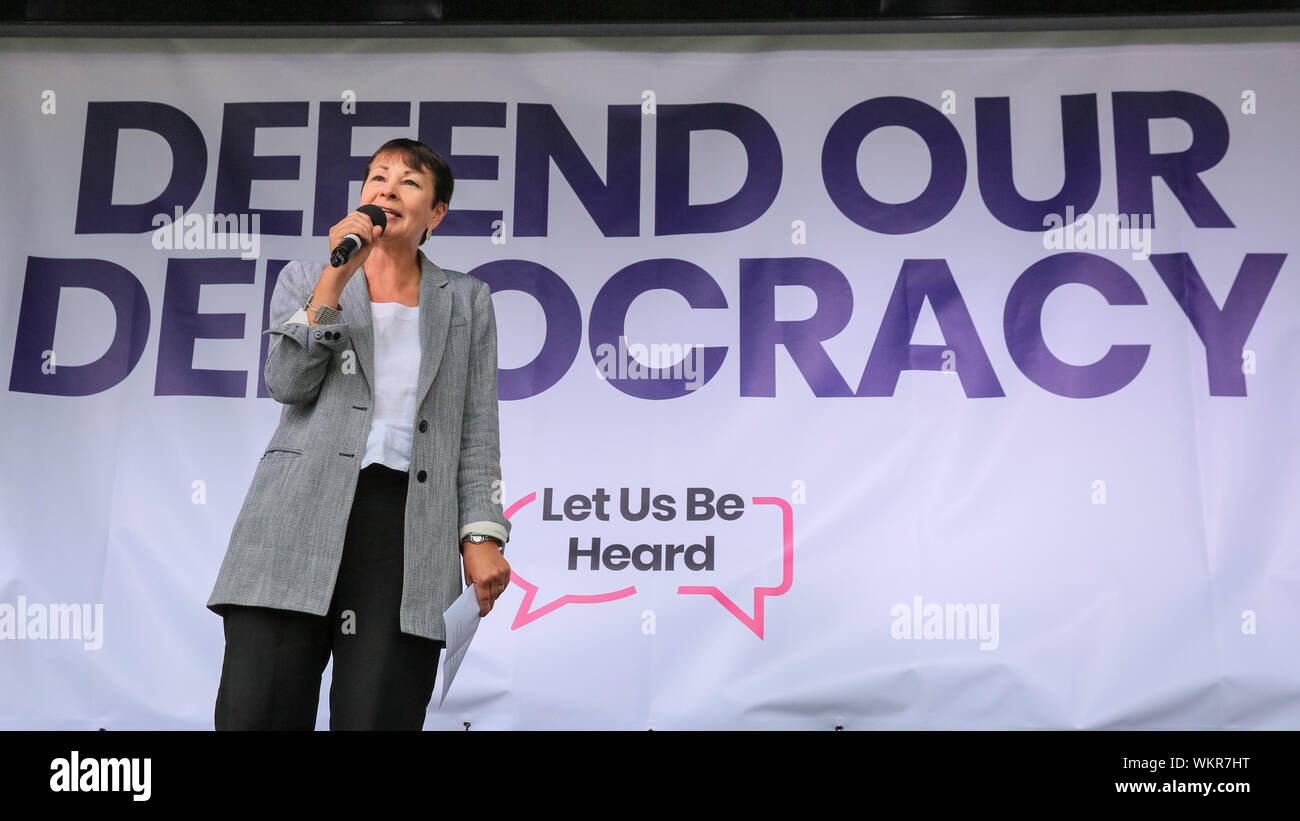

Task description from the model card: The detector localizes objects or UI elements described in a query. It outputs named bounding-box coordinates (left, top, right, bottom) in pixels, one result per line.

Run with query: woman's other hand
left=462, top=541, right=511, bottom=617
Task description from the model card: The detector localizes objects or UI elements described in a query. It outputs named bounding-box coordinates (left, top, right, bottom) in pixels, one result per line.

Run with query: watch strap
left=305, top=293, right=342, bottom=325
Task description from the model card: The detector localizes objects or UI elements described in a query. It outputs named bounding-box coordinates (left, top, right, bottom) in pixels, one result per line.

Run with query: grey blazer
left=207, top=250, right=510, bottom=643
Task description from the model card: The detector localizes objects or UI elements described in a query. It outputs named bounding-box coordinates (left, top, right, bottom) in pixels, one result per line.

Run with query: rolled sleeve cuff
left=263, top=316, right=352, bottom=350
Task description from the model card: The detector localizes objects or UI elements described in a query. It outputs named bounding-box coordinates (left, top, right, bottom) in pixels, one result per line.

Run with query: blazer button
left=331, top=330, right=341, bottom=340
left=416, top=469, right=427, bottom=482
left=313, top=330, right=323, bottom=339
left=418, top=419, right=428, bottom=432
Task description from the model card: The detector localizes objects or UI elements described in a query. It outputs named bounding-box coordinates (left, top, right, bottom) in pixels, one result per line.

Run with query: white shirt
left=360, top=300, right=421, bottom=471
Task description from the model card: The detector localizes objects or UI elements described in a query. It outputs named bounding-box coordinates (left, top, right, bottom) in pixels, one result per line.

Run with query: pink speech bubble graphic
left=505, top=491, right=637, bottom=630
left=676, top=496, right=794, bottom=639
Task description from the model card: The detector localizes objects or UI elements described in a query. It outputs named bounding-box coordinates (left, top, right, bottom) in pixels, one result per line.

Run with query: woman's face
left=361, top=151, right=447, bottom=248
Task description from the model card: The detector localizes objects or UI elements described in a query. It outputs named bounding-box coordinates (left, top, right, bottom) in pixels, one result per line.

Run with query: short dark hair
left=364, top=138, right=454, bottom=209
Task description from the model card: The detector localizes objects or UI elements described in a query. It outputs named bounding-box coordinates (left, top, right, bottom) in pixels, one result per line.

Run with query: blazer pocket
left=261, top=447, right=304, bottom=461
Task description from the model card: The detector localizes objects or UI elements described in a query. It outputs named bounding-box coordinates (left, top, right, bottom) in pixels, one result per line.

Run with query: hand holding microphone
left=329, top=203, right=388, bottom=272
left=308, top=204, right=389, bottom=324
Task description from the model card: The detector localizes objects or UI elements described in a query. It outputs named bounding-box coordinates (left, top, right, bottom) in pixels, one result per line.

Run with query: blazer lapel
left=337, top=250, right=451, bottom=405
left=338, top=267, right=376, bottom=397
left=415, top=250, right=452, bottom=409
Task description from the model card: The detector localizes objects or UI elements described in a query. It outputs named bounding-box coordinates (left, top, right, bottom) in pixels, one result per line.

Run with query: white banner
left=1, top=32, right=1297, bottom=729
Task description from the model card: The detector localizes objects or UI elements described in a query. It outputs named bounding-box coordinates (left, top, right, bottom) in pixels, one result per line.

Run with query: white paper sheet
left=438, top=583, right=483, bottom=707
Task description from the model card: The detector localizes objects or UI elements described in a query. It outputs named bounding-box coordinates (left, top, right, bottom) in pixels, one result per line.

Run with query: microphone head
left=356, top=204, right=388, bottom=234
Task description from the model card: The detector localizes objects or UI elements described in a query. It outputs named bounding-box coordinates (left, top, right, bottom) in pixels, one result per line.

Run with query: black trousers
left=215, top=463, right=443, bottom=730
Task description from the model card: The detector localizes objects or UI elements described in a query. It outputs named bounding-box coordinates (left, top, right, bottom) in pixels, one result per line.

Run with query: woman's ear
left=423, top=202, right=448, bottom=243
left=431, top=200, right=448, bottom=227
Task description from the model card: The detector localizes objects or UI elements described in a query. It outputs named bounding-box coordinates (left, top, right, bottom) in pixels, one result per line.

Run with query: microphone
left=330, top=204, right=388, bottom=268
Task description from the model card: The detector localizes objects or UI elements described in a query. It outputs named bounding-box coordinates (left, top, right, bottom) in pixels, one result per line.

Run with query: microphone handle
left=329, top=233, right=364, bottom=268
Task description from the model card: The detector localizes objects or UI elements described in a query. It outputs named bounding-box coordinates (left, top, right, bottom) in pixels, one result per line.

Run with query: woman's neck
left=363, top=245, right=422, bottom=303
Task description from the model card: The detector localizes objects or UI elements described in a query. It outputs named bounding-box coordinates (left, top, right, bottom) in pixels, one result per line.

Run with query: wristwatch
left=305, top=293, right=342, bottom=325
left=464, top=534, right=503, bottom=549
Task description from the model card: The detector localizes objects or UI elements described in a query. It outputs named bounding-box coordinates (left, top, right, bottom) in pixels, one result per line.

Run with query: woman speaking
left=208, top=138, right=512, bottom=730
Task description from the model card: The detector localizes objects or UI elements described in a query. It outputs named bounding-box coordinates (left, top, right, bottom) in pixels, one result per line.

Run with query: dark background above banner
left=3, top=0, right=1300, bottom=32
